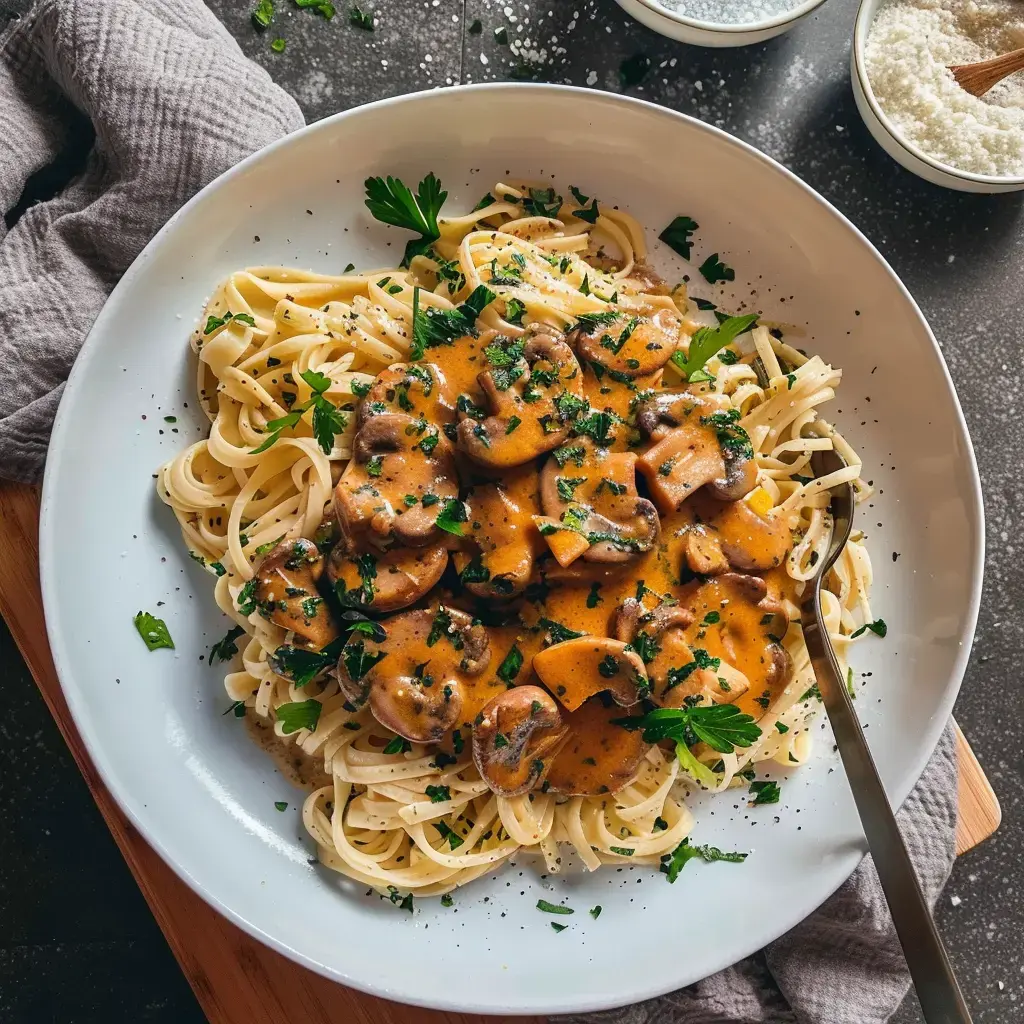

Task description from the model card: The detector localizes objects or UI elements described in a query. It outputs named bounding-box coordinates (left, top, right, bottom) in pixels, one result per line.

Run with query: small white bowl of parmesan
left=615, top=0, right=829, bottom=47
left=853, top=0, right=1024, bottom=192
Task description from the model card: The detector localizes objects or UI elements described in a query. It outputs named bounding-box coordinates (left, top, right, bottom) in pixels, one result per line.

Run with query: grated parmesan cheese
left=864, top=0, right=1024, bottom=177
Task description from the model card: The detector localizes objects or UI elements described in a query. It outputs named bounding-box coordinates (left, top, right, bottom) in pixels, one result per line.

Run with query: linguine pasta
left=158, top=179, right=873, bottom=899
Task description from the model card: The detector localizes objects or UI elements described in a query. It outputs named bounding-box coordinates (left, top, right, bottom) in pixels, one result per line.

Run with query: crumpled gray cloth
left=0, top=0, right=304, bottom=481
left=562, top=722, right=958, bottom=1024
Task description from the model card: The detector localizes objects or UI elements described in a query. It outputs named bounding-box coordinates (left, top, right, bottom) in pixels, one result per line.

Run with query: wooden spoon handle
left=949, top=45, right=1024, bottom=98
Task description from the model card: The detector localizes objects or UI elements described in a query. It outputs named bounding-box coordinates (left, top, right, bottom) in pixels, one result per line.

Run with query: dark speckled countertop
left=1, top=0, right=1021, bottom=1021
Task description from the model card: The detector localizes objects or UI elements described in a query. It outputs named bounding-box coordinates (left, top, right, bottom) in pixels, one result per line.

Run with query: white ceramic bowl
left=853, top=0, right=1024, bottom=193
left=615, top=0, right=828, bottom=47
left=40, top=84, right=983, bottom=1014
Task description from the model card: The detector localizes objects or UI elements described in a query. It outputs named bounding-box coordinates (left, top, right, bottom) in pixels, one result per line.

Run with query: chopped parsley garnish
left=539, top=618, right=586, bottom=644
left=598, top=655, right=620, bottom=678
left=459, top=555, right=490, bottom=585
left=497, top=644, right=524, bottom=684
left=749, top=780, right=781, bottom=805
left=364, top=172, right=444, bottom=266
left=556, top=476, right=587, bottom=502
left=425, top=784, right=451, bottom=803
left=410, top=284, right=496, bottom=360
left=586, top=582, right=603, bottom=608
left=270, top=37, right=285, bottom=52
left=276, top=698, right=322, bottom=735
left=436, top=498, right=469, bottom=536
left=671, top=314, right=758, bottom=383
left=426, top=607, right=464, bottom=650
left=341, top=638, right=386, bottom=681
left=271, top=636, right=346, bottom=687
left=223, top=701, right=247, bottom=718
left=210, top=626, right=246, bottom=664
left=383, top=736, right=413, bottom=755
left=629, top=631, right=660, bottom=665
left=521, top=187, right=562, bottom=219
left=699, top=253, right=735, bottom=284
left=775, top=721, right=790, bottom=734
left=851, top=618, right=888, bottom=639
left=574, top=311, right=620, bottom=330
left=700, top=408, right=754, bottom=461
left=658, top=216, right=699, bottom=260
left=440, top=893, right=454, bottom=907
left=251, top=0, right=274, bottom=31
left=434, top=821, right=464, bottom=850
left=589, top=905, right=602, bottom=919
left=505, top=297, right=527, bottom=325
left=553, top=444, right=586, bottom=467
left=551, top=922, right=567, bottom=933
left=349, top=6, right=374, bottom=31
left=536, top=899, right=573, bottom=915
left=505, top=416, right=522, bottom=434
left=133, top=611, right=174, bottom=652
left=366, top=454, right=384, bottom=477
left=274, top=801, right=288, bottom=811
left=568, top=185, right=599, bottom=224
left=251, top=367, right=346, bottom=455
left=660, top=838, right=748, bottom=883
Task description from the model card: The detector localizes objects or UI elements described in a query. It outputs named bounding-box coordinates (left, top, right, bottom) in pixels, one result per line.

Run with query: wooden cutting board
left=0, top=480, right=1000, bottom=1024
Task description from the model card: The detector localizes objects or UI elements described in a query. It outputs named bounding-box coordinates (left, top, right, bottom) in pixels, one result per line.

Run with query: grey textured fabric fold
left=0, top=0, right=304, bottom=481
left=560, top=722, right=958, bottom=1024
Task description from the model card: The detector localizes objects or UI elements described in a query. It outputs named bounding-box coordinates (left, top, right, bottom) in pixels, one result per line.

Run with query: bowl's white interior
left=638, top=0, right=826, bottom=32
left=40, top=85, right=982, bottom=1015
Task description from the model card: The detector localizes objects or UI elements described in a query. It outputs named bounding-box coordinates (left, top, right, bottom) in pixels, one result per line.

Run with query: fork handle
left=802, top=590, right=973, bottom=1024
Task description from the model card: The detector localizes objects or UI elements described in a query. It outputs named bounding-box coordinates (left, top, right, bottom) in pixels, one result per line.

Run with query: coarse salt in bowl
left=852, top=0, right=1024, bottom=193
left=614, top=0, right=830, bottom=48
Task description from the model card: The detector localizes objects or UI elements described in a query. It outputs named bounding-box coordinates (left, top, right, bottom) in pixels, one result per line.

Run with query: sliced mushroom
left=334, top=412, right=459, bottom=548
left=456, top=329, right=585, bottom=467
left=358, top=362, right=455, bottom=426
left=636, top=390, right=757, bottom=512
left=681, top=573, right=792, bottom=714
left=613, top=598, right=739, bottom=707
left=335, top=606, right=490, bottom=743
left=453, top=467, right=542, bottom=599
left=705, top=495, right=792, bottom=572
left=535, top=440, right=660, bottom=565
left=328, top=543, right=448, bottom=613
left=533, top=636, right=649, bottom=711
left=254, top=539, right=337, bottom=648
left=472, top=685, right=569, bottom=797
left=545, top=696, right=650, bottom=796
left=681, top=526, right=730, bottom=576
left=568, top=308, right=680, bottom=378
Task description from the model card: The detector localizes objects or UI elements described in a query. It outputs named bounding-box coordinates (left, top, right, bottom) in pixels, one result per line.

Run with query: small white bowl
left=852, top=0, right=1024, bottom=193
left=614, top=0, right=828, bottom=47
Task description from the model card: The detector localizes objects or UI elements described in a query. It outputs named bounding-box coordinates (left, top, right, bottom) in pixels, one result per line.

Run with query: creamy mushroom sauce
left=160, top=179, right=874, bottom=899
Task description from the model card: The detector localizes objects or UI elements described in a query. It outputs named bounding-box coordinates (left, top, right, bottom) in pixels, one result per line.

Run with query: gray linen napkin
left=0, top=3, right=959, bottom=1020
left=0, top=0, right=303, bottom=481
left=563, top=723, right=958, bottom=1024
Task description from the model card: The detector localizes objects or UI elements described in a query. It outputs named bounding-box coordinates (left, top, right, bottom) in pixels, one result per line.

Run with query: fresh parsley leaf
left=425, top=784, right=451, bottom=803
left=613, top=704, right=761, bottom=755
left=539, top=618, right=586, bottom=644
left=521, top=187, right=562, bottom=218
left=496, top=643, right=524, bottom=684
left=134, top=611, right=174, bottom=651
left=434, top=820, right=464, bottom=850
left=699, top=253, right=735, bottom=284
left=251, top=0, right=274, bottom=30
left=383, top=736, right=412, bottom=755
left=671, top=314, right=758, bottom=382
left=569, top=185, right=599, bottom=224
left=364, top=173, right=445, bottom=266
left=851, top=618, right=888, bottom=639
left=659, top=216, right=699, bottom=260
left=349, top=6, right=374, bottom=30
left=210, top=626, right=246, bottom=664
left=660, top=838, right=748, bottom=882
left=341, top=638, right=386, bottom=681
left=276, top=698, right=322, bottom=735
left=410, top=285, right=496, bottom=359
left=749, top=780, right=781, bottom=805
left=551, top=922, right=567, bottom=933
left=504, top=297, right=527, bottom=326
left=436, top=498, right=468, bottom=537
left=269, top=636, right=345, bottom=687
left=536, top=899, right=573, bottom=915
left=589, top=905, right=602, bottom=919
left=270, top=36, right=286, bottom=52
left=311, top=396, right=346, bottom=454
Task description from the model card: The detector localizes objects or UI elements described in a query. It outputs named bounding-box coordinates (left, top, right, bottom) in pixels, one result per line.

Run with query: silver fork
left=800, top=445, right=973, bottom=1023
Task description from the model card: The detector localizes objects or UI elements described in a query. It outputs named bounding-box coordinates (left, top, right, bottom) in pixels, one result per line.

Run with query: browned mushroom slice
left=472, top=685, right=569, bottom=797
left=453, top=467, right=542, bottom=599
left=705, top=495, right=792, bottom=572
left=545, top=696, right=650, bottom=796
left=327, top=543, right=448, bottom=613
left=612, top=598, right=737, bottom=707
left=682, top=573, right=793, bottom=716
left=334, top=412, right=459, bottom=548
left=636, top=391, right=757, bottom=512
left=535, top=440, right=660, bottom=565
left=358, top=362, right=455, bottom=426
left=254, top=539, right=337, bottom=648
left=456, top=330, right=585, bottom=467
left=533, top=636, right=649, bottom=711
left=681, top=526, right=730, bottom=576
left=336, top=606, right=491, bottom=743
left=568, top=308, right=680, bottom=378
